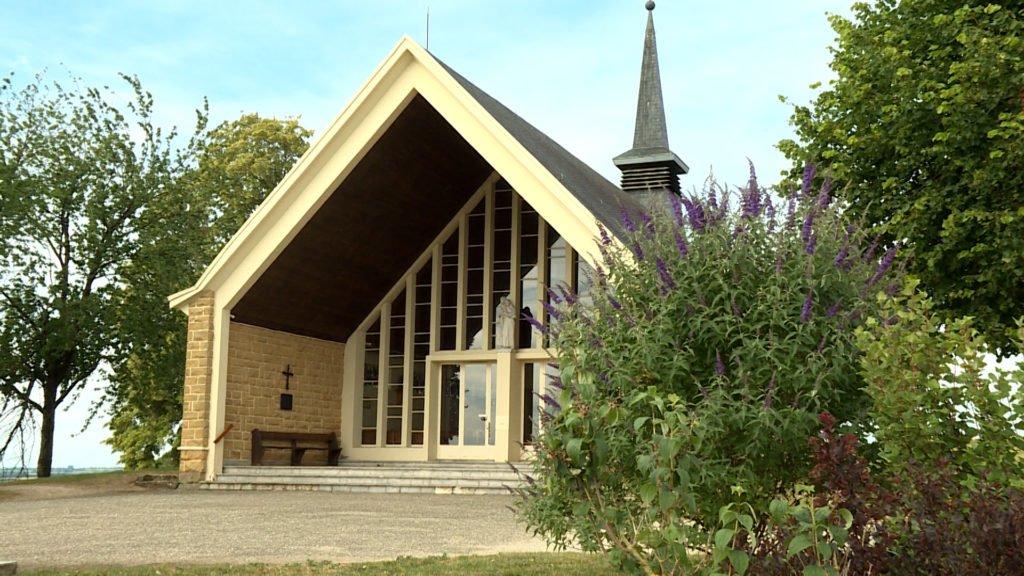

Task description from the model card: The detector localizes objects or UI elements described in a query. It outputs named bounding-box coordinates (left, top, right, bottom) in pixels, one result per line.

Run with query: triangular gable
left=169, top=36, right=635, bottom=315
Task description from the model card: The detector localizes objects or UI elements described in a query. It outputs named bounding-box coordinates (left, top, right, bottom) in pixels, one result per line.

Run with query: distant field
left=0, top=467, right=123, bottom=482
left=21, top=553, right=618, bottom=576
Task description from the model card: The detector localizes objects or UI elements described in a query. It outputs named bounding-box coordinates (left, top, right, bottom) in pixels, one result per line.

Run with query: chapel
left=172, top=2, right=686, bottom=483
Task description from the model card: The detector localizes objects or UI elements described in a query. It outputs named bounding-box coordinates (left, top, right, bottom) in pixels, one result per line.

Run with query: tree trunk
left=36, top=383, right=59, bottom=478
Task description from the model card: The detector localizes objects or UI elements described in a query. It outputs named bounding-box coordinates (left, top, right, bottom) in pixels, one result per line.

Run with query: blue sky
left=1, top=0, right=854, bottom=468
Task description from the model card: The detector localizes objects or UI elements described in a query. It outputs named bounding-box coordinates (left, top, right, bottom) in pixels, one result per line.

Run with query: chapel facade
left=173, top=3, right=684, bottom=482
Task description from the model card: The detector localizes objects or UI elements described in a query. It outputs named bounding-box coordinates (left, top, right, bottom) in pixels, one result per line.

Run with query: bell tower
left=613, top=1, right=688, bottom=211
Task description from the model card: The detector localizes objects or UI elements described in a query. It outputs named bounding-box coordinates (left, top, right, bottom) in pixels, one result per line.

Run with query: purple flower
left=731, top=299, right=742, bottom=318
left=834, top=246, right=849, bottom=268
left=765, top=195, right=776, bottom=222
left=547, top=287, right=562, bottom=305
left=763, top=375, right=776, bottom=409
left=816, top=335, right=827, bottom=353
left=708, top=187, right=719, bottom=214
left=598, top=223, right=612, bottom=246
left=547, top=374, right=565, bottom=390
left=541, top=300, right=562, bottom=322
left=867, top=247, right=897, bottom=286
left=641, top=212, right=655, bottom=239
left=826, top=300, right=842, bottom=318
left=561, top=286, right=579, bottom=306
left=525, top=315, right=548, bottom=334
left=742, top=190, right=760, bottom=220
left=715, top=350, right=726, bottom=376
left=805, top=232, right=817, bottom=255
left=667, top=193, right=683, bottom=227
left=608, top=295, right=622, bottom=311
left=656, top=257, right=675, bottom=290
left=801, top=162, right=816, bottom=199
left=786, top=199, right=798, bottom=230
left=802, top=211, right=815, bottom=244
left=877, top=246, right=897, bottom=275
left=817, top=178, right=833, bottom=210
left=682, top=197, right=706, bottom=232
left=862, top=235, right=880, bottom=261
left=674, top=231, right=689, bottom=260
left=541, top=393, right=561, bottom=411
left=621, top=208, right=636, bottom=234
left=743, top=161, right=762, bottom=219
left=801, top=290, right=814, bottom=323
left=632, top=242, right=645, bottom=262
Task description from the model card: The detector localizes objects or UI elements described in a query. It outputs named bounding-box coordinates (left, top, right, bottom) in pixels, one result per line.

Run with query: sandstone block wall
left=179, top=290, right=215, bottom=482
left=222, top=323, right=345, bottom=465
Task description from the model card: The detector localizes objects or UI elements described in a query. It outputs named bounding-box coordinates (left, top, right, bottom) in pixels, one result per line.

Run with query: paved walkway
left=1, top=489, right=549, bottom=570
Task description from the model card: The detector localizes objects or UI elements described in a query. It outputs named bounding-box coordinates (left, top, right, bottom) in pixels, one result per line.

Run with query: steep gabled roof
left=169, top=36, right=637, bottom=340
left=440, top=62, right=643, bottom=236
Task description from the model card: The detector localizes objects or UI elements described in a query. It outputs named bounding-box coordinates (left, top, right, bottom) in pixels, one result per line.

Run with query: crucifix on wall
left=280, top=364, right=294, bottom=411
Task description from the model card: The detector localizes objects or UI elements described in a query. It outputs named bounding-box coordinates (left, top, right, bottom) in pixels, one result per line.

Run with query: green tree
left=780, top=0, right=1024, bottom=353
left=104, top=114, right=311, bottom=468
left=515, top=169, right=898, bottom=574
left=0, top=72, right=192, bottom=477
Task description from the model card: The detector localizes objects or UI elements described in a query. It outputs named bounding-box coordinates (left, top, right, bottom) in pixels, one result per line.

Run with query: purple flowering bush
left=515, top=165, right=899, bottom=574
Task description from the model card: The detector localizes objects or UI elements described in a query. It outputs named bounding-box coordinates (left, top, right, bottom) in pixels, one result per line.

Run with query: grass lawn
left=21, top=553, right=619, bottom=575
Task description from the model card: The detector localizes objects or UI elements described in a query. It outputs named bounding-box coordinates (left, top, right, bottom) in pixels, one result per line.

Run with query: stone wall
left=222, top=323, right=345, bottom=465
left=179, top=291, right=215, bottom=482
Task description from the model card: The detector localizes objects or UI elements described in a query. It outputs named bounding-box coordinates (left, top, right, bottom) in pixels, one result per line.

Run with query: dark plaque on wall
left=280, top=393, right=293, bottom=411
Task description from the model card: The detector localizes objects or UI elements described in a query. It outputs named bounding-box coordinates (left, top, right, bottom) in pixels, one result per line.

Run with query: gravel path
left=0, top=488, right=549, bottom=570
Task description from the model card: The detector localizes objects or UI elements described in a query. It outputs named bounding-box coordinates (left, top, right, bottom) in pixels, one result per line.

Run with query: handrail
left=213, top=423, right=235, bottom=444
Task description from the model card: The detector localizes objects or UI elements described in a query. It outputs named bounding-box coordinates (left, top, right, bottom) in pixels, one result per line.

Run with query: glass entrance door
left=436, top=363, right=496, bottom=460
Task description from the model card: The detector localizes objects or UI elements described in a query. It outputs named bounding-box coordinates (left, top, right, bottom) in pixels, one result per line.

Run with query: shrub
left=711, top=412, right=895, bottom=576
left=857, top=280, right=1024, bottom=487
left=713, top=411, right=1024, bottom=575
left=515, top=166, right=898, bottom=574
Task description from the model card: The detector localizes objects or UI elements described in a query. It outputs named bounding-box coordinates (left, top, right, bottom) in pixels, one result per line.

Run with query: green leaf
left=769, top=498, right=789, bottom=522
left=714, top=528, right=735, bottom=550
left=838, top=508, right=853, bottom=528
left=738, top=513, right=753, bottom=533
left=638, top=483, right=658, bottom=505
left=566, top=438, right=583, bottom=462
left=803, top=566, right=829, bottom=576
left=633, top=416, right=650, bottom=431
left=572, top=501, right=590, bottom=518
left=787, top=534, right=813, bottom=559
left=728, top=550, right=750, bottom=576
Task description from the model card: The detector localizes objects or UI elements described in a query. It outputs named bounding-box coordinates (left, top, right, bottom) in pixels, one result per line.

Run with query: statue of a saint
left=495, top=295, right=516, bottom=349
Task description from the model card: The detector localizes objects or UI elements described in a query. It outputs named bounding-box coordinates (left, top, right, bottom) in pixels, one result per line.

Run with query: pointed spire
left=632, top=1, right=669, bottom=150
left=614, top=1, right=688, bottom=206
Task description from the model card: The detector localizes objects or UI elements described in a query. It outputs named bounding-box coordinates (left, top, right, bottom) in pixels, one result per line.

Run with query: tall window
left=357, top=178, right=587, bottom=446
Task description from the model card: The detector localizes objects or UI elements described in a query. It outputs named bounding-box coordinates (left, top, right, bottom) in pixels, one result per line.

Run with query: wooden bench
left=250, top=429, right=342, bottom=466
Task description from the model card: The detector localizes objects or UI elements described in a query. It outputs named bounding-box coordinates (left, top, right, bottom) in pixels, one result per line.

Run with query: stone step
left=222, top=465, right=521, bottom=480
left=201, top=482, right=512, bottom=495
left=214, top=474, right=518, bottom=488
left=206, top=462, right=531, bottom=496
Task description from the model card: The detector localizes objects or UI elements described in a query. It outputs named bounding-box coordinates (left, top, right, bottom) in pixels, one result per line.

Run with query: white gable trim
left=169, top=36, right=606, bottom=313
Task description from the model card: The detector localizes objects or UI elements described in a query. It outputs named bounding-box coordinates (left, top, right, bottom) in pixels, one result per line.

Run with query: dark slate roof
left=437, top=59, right=645, bottom=241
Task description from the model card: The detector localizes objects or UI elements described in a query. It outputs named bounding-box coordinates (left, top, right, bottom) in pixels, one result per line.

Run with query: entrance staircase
left=201, top=461, right=527, bottom=495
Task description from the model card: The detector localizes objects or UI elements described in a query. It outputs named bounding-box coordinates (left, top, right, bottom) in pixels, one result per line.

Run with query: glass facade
left=358, top=179, right=580, bottom=447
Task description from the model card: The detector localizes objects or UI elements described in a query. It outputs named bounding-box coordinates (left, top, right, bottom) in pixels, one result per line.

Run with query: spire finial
left=646, top=1, right=655, bottom=11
